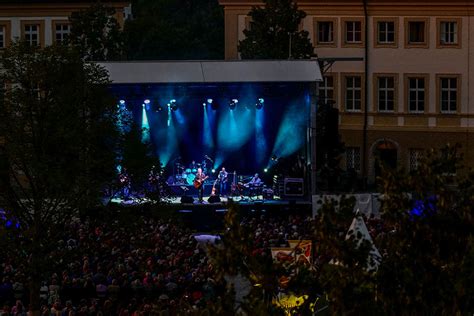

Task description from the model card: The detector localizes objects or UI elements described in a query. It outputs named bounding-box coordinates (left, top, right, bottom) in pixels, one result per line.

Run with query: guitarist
left=218, top=167, right=228, bottom=196
left=194, top=168, right=208, bottom=202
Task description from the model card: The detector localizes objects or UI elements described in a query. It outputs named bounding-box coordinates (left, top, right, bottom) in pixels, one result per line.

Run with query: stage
left=100, top=60, right=322, bottom=207
left=109, top=193, right=312, bottom=231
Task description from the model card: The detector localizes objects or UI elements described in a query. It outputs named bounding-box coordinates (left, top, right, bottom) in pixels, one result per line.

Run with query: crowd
left=0, top=208, right=383, bottom=315
left=1, top=215, right=219, bottom=315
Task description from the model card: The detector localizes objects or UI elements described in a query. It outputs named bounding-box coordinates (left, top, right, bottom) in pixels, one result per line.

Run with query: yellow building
left=219, top=0, right=474, bottom=184
left=0, top=0, right=130, bottom=48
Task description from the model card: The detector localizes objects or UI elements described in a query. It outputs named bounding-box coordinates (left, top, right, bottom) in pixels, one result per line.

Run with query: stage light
left=207, top=98, right=213, bottom=104
left=156, top=105, right=163, bottom=112
left=169, top=99, right=178, bottom=111
left=212, top=169, right=216, bottom=173
left=264, top=168, right=268, bottom=173
left=119, top=99, right=126, bottom=105
left=229, top=99, right=238, bottom=110
left=256, top=98, right=264, bottom=109
left=144, top=99, right=151, bottom=111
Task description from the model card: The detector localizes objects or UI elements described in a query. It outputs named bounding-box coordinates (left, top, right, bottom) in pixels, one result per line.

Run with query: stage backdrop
left=111, top=82, right=311, bottom=177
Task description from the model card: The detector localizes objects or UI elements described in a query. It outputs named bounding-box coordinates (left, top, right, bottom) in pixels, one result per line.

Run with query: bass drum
left=186, top=173, right=195, bottom=185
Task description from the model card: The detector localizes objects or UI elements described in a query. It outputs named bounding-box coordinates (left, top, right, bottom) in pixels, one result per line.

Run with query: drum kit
left=174, top=160, right=209, bottom=185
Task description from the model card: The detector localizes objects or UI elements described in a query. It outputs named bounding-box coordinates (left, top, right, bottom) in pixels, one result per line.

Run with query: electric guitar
left=193, top=175, right=209, bottom=189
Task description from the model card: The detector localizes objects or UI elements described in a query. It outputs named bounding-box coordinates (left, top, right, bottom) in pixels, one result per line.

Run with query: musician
left=248, top=173, right=262, bottom=186
left=247, top=173, right=262, bottom=197
left=189, top=160, right=197, bottom=170
left=148, top=165, right=159, bottom=190
left=119, top=167, right=130, bottom=198
left=195, top=168, right=206, bottom=202
left=218, top=167, right=228, bottom=196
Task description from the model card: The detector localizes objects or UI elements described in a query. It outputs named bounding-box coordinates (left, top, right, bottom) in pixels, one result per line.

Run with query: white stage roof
left=98, top=60, right=323, bottom=84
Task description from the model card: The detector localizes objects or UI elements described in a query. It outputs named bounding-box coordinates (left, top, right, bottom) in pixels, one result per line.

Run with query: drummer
left=189, top=160, right=198, bottom=170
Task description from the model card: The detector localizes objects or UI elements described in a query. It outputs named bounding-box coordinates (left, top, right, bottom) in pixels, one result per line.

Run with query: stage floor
left=110, top=194, right=311, bottom=207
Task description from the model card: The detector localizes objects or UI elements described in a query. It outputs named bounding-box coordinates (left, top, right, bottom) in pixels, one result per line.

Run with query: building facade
left=0, top=0, right=130, bottom=48
left=219, top=0, right=474, bottom=184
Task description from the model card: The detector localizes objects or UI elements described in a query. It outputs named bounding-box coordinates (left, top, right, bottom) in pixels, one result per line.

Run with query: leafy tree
left=0, top=42, right=118, bottom=314
left=204, top=145, right=474, bottom=314
left=68, top=3, right=124, bottom=61
left=375, top=145, right=474, bottom=314
left=120, top=122, right=160, bottom=193
left=124, top=0, right=224, bottom=60
left=315, top=102, right=345, bottom=192
left=238, top=0, right=314, bottom=59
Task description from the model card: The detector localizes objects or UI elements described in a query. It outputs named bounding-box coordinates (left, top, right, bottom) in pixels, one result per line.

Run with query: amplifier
left=284, top=178, right=304, bottom=196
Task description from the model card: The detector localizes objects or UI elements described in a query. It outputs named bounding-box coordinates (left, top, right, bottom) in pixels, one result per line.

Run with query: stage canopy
left=98, top=60, right=323, bottom=84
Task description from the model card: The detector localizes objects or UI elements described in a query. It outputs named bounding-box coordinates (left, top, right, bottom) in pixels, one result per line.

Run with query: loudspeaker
left=208, top=195, right=221, bottom=203
left=284, top=178, right=304, bottom=196
left=180, top=196, right=194, bottom=204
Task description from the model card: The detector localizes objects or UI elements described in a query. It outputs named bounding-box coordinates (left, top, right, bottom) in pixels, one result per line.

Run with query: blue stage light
left=264, top=168, right=268, bottom=173
left=256, top=98, right=264, bottom=109
left=119, top=99, right=126, bottom=105
left=169, top=99, right=178, bottom=111
left=207, top=98, right=213, bottom=104
left=144, top=99, right=150, bottom=104
left=229, top=99, right=238, bottom=110
left=212, top=169, right=216, bottom=173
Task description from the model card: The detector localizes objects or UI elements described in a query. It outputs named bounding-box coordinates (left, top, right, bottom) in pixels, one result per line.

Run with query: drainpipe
left=362, top=0, right=369, bottom=189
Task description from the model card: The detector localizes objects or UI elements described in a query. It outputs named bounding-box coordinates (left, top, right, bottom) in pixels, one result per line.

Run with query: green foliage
left=68, top=3, right=124, bottom=61
left=205, top=146, right=473, bottom=314
left=121, top=122, right=160, bottom=190
left=0, top=41, right=118, bottom=311
left=315, top=103, right=346, bottom=192
left=124, top=0, right=224, bottom=60
left=376, top=144, right=474, bottom=314
left=238, top=0, right=314, bottom=59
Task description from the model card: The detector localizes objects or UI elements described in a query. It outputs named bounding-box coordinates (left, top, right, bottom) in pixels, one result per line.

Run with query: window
left=439, top=77, right=458, bottom=113
left=405, top=18, right=429, bottom=48
left=0, top=25, right=4, bottom=48
left=24, top=24, right=39, bottom=46
left=376, top=76, right=395, bottom=112
left=54, top=23, right=70, bottom=44
left=346, top=147, right=361, bottom=171
left=318, top=21, right=334, bottom=44
left=377, top=21, right=395, bottom=44
left=407, top=77, right=426, bottom=113
left=440, top=22, right=457, bottom=44
left=408, top=21, right=425, bottom=43
left=313, top=18, right=337, bottom=46
left=344, top=75, right=362, bottom=111
left=437, top=19, right=461, bottom=48
left=409, top=149, right=423, bottom=171
left=319, top=75, right=336, bottom=105
left=345, top=21, right=362, bottom=43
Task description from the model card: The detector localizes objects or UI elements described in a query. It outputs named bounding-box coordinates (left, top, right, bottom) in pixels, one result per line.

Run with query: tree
left=204, top=145, right=474, bottom=315
left=375, top=145, right=474, bottom=314
left=315, top=102, right=345, bottom=191
left=238, top=0, right=314, bottom=59
left=120, top=122, right=160, bottom=193
left=68, top=3, right=125, bottom=61
left=124, top=0, right=224, bottom=60
left=0, top=42, right=119, bottom=314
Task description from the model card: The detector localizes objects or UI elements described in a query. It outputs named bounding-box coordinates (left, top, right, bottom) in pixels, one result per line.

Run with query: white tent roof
left=98, top=60, right=323, bottom=84
left=346, top=215, right=382, bottom=271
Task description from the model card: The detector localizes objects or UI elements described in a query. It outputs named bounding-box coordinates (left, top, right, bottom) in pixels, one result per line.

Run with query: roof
left=98, top=60, right=323, bottom=84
